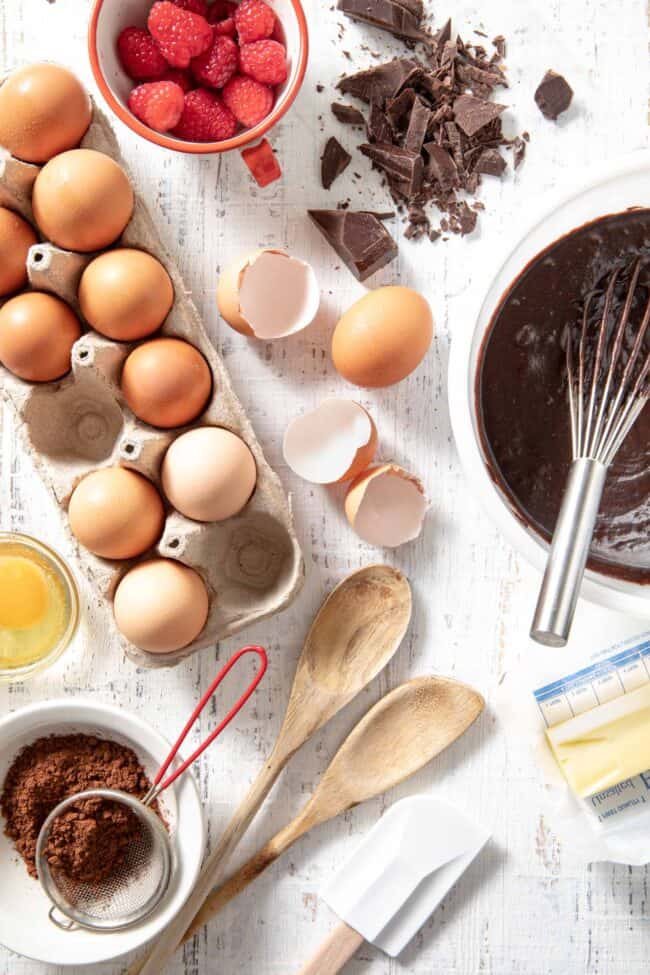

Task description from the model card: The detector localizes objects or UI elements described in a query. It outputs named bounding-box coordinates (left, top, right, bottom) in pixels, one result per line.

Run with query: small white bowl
left=449, top=150, right=650, bottom=620
left=0, top=699, right=205, bottom=967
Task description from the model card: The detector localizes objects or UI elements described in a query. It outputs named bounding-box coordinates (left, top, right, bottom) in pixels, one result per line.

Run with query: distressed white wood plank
left=1, top=1, right=650, bottom=973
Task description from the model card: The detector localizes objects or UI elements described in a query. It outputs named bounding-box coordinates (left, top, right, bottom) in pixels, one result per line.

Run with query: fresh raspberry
left=169, top=0, right=207, bottom=13
left=206, top=0, right=236, bottom=21
left=222, top=74, right=273, bottom=127
left=212, top=14, right=236, bottom=35
left=159, top=67, right=194, bottom=92
left=117, top=26, right=167, bottom=80
left=128, top=81, right=185, bottom=132
left=148, top=1, right=213, bottom=68
left=234, top=0, right=276, bottom=43
left=173, top=88, right=238, bottom=140
left=239, top=39, right=288, bottom=85
left=191, top=34, right=238, bottom=88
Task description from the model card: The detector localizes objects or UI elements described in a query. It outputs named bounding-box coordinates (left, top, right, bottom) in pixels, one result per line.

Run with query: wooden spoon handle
left=129, top=749, right=287, bottom=975
left=182, top=815, right=304, bottom=943
left=296, top=922, right=365, bottom=975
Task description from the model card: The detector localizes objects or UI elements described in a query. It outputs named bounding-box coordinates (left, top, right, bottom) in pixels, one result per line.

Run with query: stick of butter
left=546, top=682, right=650, bottom=798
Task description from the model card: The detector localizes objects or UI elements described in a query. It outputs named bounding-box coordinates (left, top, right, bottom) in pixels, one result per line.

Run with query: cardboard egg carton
left=0, top=97, right=304, bottom=668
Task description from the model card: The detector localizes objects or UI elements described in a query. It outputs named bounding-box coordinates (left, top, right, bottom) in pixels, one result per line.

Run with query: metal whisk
left=531, top=257, right=650, bottom=647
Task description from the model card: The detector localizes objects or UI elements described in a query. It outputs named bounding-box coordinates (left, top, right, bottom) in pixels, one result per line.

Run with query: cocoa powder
left=1, top=734, right=158, bottom=882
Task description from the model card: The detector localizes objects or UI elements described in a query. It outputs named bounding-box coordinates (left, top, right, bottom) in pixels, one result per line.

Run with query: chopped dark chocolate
left=474, top=147, right=506, bottom=176
left=404, top=96, right=431, bottom=153
left=322, top=137, right=352, bottom=189
left=386, top=88, right=416, bottom=130
left=453, top=94, right=506, bottom=137
left=367, top=92, right=393, bottom=143
left=307, top=209, right=398, bottom=281
left=534, top=69, right=573, bottom=120
left=360, top=142, right=423, bottom=196
left=331, top=102, right=366, bottom=125
left=337, top=0, right=427, bottom=43
left=337, top=58, right=418, bottom=103
left=423, top=142, right=458, bottom=189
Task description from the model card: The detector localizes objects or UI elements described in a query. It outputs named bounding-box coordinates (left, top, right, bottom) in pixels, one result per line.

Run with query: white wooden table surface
left=2, top=1, right=650, bottom=973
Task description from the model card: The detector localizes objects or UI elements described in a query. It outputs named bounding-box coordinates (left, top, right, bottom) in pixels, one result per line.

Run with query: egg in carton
left=0, top=80, right=304, bottom=669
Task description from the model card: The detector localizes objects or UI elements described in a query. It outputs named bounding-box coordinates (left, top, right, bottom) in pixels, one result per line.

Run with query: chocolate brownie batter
left=477, top=209, right=650, bottom=581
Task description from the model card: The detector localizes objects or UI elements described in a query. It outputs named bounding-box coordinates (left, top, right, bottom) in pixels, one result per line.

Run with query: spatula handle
left=297, top=921, right=365, bottom=975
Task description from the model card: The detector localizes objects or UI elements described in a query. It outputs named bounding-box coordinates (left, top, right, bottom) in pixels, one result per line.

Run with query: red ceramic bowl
left=88, top=0, right=308, bottom=154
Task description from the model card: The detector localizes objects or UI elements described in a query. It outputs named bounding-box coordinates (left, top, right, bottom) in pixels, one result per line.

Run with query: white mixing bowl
left=449, top=150, right=650, bottom=619
left=0, top=699, right=205, bottom=967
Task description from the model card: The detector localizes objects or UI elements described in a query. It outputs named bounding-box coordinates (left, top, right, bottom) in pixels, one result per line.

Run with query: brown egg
left=0, top=63, right=92, bottom=164
left=32, top=149, right=134, bottom=253
left=121, top=337, right=212, bottom=428
left=68, top=467, right=165, bottom=560
left=332, top=286, right=434, bottom=388
left=113, top=558, right=209, bottom=653
left=0, top=292, right=81, bottom=381
left=79, top=249, right=174, bottom=341
left=0, top=207, right=37, bottom=296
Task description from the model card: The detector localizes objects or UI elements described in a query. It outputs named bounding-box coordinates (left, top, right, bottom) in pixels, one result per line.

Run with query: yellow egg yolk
left=0, top=555, right=49, bottom=628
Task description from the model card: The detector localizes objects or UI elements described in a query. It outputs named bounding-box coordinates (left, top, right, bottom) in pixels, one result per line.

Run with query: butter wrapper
left=531, top=631, right=650, bottom=865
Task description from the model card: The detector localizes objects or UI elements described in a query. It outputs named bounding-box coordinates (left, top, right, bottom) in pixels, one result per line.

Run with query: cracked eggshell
left=344, top=463, right=428, bottom=548
left=283, top=399, right=378, bottom=484
left=217, top=248, right=319, bottom=339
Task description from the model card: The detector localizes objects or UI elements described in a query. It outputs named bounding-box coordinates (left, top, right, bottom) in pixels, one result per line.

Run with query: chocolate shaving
left=337, top=0, right=428, bottom=43
left=474, top=147, right=506, bottom=176
left=534, top=69, right=573, bottom=120
left=308, top=209, right=398, bottom=281
left=322, top=137, right=352, bottom=189
left=331, top=102, right=365, bottom=125
left=511, top=136, right=526, bottom=169
left=453, top=94, right=506, bottom=137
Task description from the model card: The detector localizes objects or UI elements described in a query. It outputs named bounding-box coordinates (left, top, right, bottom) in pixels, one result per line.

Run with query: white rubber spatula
left=296, top=796, right=490, bottom=975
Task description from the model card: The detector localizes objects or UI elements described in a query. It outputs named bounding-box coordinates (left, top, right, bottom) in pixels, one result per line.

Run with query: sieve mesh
left=36, top=789, right=172, bottom=931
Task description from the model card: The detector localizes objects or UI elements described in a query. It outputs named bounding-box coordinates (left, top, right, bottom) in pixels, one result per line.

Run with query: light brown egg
left=32, top=149, right=134, bottom=253
left=78, top=249, right=174, bottom=341
left=0, top=292, right=81, bottom=381
left=162, top=427, right=257, bottom=522
left=113, top=558, right=209, bottom=653
left=332, top=286, right=434, bottom=388
left=0, top=207, right=37, bottom=296
left=0, top=63, right=92, bottom=163
left=68, top=467, right=165, bottom=560
left=121, top=337, right=212, bottom=428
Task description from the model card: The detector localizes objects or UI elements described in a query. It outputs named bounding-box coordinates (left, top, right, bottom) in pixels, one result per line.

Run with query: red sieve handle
left=153, top=645, right=267, bottom=793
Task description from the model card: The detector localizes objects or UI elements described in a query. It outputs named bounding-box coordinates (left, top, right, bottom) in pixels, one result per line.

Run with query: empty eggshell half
left=218, top=249, right=319, bottom=339
left=345, top=463, right=428, bottom=548
left=283, top=399, right=378, bottom=484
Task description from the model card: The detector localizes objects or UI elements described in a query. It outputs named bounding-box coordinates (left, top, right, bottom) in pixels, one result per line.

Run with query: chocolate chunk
left=386, top=88, right=415, bottom=129
left=308, top=209, right=398, bottom=281
left=474, top=147, right=506, bottom=176
left=338, top=58, right=418, bottom=103
left=511, top=135, right=526, bottom=169
left=331, top=102, right=365, bottom=125
left=321, top=137, right=352, bottom=189
left=404, top=96, right=431, bottom=153
left=337, top=0, right=426, bottom=42
left=492, top=34, right=506, bottom=59
left=453, top=94, right=506, bottom=137
left=534, top=69, right=573, bottom=120
left=360, top=142, right=423, bottom=196
left=367, top=92, right=392, bottom=143
left=423, top=143, right=458, bottom=189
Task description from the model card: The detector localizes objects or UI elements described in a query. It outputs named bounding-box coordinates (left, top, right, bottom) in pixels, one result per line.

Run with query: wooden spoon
left=183, top=675, right=484, bottom=942
left=131, top=564, right=411, bottom=975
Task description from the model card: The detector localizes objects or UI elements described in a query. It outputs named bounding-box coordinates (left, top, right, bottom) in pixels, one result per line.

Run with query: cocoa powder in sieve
left=0, top=733, right=159, bottom=882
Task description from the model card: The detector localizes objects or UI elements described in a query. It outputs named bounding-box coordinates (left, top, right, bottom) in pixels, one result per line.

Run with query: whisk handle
left=530, top=458, right=607, bottom=648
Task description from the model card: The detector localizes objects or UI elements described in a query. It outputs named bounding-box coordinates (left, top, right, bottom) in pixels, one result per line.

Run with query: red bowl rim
left=88, top=0, right=309, bottom=154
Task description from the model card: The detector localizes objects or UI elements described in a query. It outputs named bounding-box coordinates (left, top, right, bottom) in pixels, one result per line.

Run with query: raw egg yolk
left=0, top=556, right=49, bottom=628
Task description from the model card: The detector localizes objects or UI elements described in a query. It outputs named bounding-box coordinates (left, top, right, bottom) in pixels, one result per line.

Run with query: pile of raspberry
left=118, top=0, right=288, bottom=141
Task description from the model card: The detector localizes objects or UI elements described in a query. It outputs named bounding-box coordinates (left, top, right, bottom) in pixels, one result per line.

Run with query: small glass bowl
left=0, top=532, right=80, bottom=684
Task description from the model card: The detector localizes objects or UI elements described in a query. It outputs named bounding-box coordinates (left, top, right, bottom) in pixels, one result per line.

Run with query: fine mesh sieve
left=34, top=645, right=267, bottom=932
